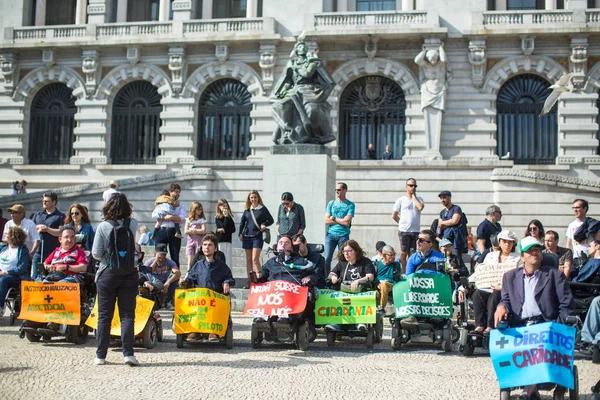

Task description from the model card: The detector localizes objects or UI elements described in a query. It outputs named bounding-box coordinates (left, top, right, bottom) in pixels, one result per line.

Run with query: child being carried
left=152, top=190, right=182, bottom=239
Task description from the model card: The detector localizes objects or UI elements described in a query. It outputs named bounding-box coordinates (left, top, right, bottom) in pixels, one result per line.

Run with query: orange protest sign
left=85, top=296, right=155, bottom=336
left=243, top=280, right=308, bottom=317
left=173, top=288, right=230, bottom=335
left=19, top=281, right=81, bottom=325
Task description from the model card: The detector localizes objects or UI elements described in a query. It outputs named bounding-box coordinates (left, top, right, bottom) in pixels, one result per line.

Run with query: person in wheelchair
left=326, top=239, right=376, bottom=331
left=181, top=234, right=235, bottom=341
left=572, top=239, right=600, bottom=284
left=42, top=226, right=89, bottom=283
left=405, top=230, right=445, bottom=276
left=375, top=245, right=400, bottom=315
left=293, top=234, right=325, bottom=288
left=0, top=227, right=30, bottom=315
left=140, top=243, right=181, bottom=309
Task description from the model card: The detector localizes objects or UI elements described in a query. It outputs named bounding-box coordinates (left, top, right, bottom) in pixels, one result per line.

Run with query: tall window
left=356, top=0, right=396, bottom=11
left=111, top=81, right=161, bottom=164
left=44, top=0, right=77, bottom=25
left=214, top=0, right=247, bottom=18
left=496, top=74, right=557, bottom=164
left=128, top=0, right=160, bottom=21
left=339, top=76, right=406, bottom=160
left=29, top=83, right=76, bottom=164
left=197, top=79, right=252, bottom=160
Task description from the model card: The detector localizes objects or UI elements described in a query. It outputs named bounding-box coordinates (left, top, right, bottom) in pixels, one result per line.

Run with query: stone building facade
left=0, top=0, right=600, bottom=251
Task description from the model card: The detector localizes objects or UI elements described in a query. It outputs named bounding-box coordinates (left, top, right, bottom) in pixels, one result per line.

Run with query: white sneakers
left=94, top=357, right=105, bottom=365
left=94, top=355, right=139, bottom=366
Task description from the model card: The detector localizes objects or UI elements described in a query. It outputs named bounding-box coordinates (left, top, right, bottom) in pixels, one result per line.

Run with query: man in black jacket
left=257, top=236, right=317, bottom=285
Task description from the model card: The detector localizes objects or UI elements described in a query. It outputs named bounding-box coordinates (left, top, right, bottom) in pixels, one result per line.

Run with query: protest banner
left=489, top=322, right=576, bottom=389
left=243, top=280, right=308, bottom=318
left=173, top=288, right=230, bottom=335
left=85, top=295, right=155, bottom=336
left=474, top=263, right=517, bottom=289
left=315, top=290, right=377, bottom=325
left=393, top=273, right=453, bottom=319
left=19, top=281, right=80, bottom=325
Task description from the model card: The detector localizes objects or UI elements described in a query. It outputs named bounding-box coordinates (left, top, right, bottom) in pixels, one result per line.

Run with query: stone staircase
left=140, top=245, right=267, bottom=311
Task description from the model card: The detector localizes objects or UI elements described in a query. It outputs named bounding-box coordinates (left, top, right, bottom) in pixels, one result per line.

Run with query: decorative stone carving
left=569, top=37, right=588, bottom=90
left=127, top=47, right=140, bottom=65
left=87, top=3, right=105, bottom=14
left=492, top=168, right=600, bottom=190
left=168, top=47, right=186, bottom=96
left=81, top=49, right=99, bottom=98
left=259, top=44, right=276, bottom=93
left=42, top=50, right=55, bottom=68
left=172, top=0, right=192, bottom=10
left=0, top=52, right=17, bottom=96
left=216, top=44, right=228, bottom=62
left=521, top=37, right=534, bottom=56
left=305, top=39, right=319, bottom=58
left=364, top=35, right=379, bottom=74
left=468, top=40, right=486, bottom=89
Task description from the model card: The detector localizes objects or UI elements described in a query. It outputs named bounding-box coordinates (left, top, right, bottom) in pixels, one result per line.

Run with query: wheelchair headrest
left=307, top=243, right=324, bottom=254
left=542, top=253, right=559, bottom=269
left=75, top=233, right=85, bottom=245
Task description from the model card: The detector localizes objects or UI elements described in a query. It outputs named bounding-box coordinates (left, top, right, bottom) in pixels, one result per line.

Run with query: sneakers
left=357, top=324, right=367, bottom=331
left=325, top=324, right=341, bottom=331
left=400, top=316, right=419, bottom=328
left=253, top=317, right=267, bottom=324
left=165, top=302, right=174, bottom=311
left=124, top=356, right=139, bottom=366
left=377, top=306, right=386, bottom=315
left=94, top=357, right=105, bottom=365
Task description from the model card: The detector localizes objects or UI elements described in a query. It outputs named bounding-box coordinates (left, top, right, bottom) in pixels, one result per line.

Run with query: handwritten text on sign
left=474, top=263, right=516, bottom=290
left=173, top=288, right=230, bottom=335
left=19, top=281, right=80, bottom=325
left=243, top=280, right=308, bottom=317
left=315, top=290, right=377, bottom=324
left=489, top=322, right=576, bottom=390
left=393, top=273, right=453, bottom=318
left=85, top=295, right=154, bottom=336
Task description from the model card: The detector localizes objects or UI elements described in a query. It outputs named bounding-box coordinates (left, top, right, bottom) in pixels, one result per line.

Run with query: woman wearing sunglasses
left=524, top=219, right=545, bottom=244
left=64, top=203, right=95, bottom=251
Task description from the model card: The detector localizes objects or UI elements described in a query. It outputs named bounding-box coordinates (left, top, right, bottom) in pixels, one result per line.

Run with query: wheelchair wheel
left=366, top=330, right=374, bottom=349
left=307, top=320, right=317, bottom=343
left=176, top=334, right=185, bottom=349
left=326, top=330, right=335, bottom=347
left=251, top=324, right=262, bottom=349
left=25, top=331, right=41, bottom=342
left=500, top=389, right=510, bottom=400
left=441, top=339, right=451, bottom=352
left=156, top=320, right=163, bottom=342
left=68, top=324, right=89, bottom=345
left=375, top=313, right=384, bottom=343
left=225, top=324, right=233, bottom=350
left=391, top=337, right=402, bottom=350
left=569, top=365, right=579, bottom=400
left=296, top=321, right=309, bottom=351
left=461, top=339, right=475, bottom=356
left=142, top=319, right=157, bottom=349
left=593, top=346, right=600, bottom=364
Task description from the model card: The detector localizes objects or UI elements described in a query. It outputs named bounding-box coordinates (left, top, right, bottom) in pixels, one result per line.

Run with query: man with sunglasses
left=2, top=204, right=40, bottom=259
left=406, top=230, right=445, bottom=275
left=324, top=182, right=355, bottom=275
left=30, top=192, right=65, bottom=278
left=392, top=178, right=424, bottom=272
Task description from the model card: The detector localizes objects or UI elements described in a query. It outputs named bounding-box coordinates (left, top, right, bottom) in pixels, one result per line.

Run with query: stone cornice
left=491, top=168, right=600, bottom=192
left=0, top=168, right=215, bottom=207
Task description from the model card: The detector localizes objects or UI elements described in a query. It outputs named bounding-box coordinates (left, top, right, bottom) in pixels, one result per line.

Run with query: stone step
left=229, top=288, right=249, bottom=311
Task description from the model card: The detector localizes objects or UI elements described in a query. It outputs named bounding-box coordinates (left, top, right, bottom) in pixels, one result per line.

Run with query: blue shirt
left=521, top=269, right=542, bottom=319
left=327, top=199, right=355, bottom=236
left=406, top=250, right=445, bottom=275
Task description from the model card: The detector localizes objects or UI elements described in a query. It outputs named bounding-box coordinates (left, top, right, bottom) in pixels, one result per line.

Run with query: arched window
left=111, top=81, right=161, bottom=164
left=29, top=83, right=76, bottom=164
left=496, top=74, right=557, bottom=164
left=197, top=79, right=252, bottom=160
left=339, top=76, right=406, bottom=160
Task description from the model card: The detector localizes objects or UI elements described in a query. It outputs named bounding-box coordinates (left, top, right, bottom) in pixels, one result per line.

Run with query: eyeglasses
left=335, top=189, right=344, bottom=192
left=383, top=253, right=396, bottom=257
left=417, top=238, right=431, bottom=243
left=406, top=184, right=417, bottom=188
left=572, top=207, right=582, bottom=210
left=494, top=211, right=502, bottom=215
left=529, top=227, right=539, bottom=231
left=71, top=212, right=80, bottom=216
left=42, top=200, right=51, bottom=203
left=342, top=249, right=355, bottom=254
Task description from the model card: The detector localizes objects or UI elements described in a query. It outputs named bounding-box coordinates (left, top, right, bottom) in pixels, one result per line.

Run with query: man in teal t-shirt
left=324, top=182, right=355, bottom=275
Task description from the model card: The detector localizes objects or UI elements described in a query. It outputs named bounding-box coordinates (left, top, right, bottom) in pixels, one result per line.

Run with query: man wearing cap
left=437, top=190, right=467, bottom=255
left=476, top=205, right=502, bottom=256
left=439, top=238, right=468, bottom=276
left=371, top=241, right=387, bottom=265
left=102, top=181, right=120, bottom=205
left=3, top=204, right=40, bottom=259
left=494, top=236, right=574, bottom=327
left=392, top=178, right=424, bottom=272
left=141, top=243, right=181, bottom=308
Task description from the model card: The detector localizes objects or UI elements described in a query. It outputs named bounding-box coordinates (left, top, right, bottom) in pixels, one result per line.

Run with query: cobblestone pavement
left=0, top=311, right=598, bottom=400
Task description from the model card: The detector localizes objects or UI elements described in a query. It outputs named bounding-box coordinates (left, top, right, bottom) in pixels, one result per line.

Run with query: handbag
left=249, top=209, right=271, bottom=244
left=339, top=263, right=362, bottom=293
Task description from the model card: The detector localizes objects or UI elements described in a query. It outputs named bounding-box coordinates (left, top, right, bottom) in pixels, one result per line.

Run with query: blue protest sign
left=489, top=322, right=576, bottom=390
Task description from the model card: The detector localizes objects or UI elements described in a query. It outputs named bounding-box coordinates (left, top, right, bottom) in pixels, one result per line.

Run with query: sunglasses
left=407, top=184, right=417, bottom=188
left=529, top=226, right=539, bottom=231
left=417, top=238, right=431, bottom=243
left=42, top=200, right=51, bottom=203
left=335, top=189, right=344, bottom=192
left=572, top=207, right=582, bottom=210
left=71, top=212, right=80, bottom=216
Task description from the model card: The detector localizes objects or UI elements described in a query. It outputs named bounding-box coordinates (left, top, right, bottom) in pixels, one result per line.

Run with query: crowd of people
left=0, top=178, right=598, bottom=374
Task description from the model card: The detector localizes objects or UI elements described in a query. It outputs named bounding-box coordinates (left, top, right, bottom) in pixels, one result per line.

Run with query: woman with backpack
left=91, top=193, right=140, bottom=367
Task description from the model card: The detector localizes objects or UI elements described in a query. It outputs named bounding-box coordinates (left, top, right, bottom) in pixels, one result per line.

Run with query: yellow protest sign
left=19, top=281, right=81, bottom=325
left=173, top=288, right=230, bottom=335
left=85, top=296, right=155, bottom=336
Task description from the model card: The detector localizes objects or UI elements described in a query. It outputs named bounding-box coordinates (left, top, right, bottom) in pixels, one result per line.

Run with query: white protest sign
left=474, top=263, right=516, bottom=289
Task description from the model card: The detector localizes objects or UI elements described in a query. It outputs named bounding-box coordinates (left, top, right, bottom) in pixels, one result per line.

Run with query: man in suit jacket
left=494, top=236, right=574, bottom=327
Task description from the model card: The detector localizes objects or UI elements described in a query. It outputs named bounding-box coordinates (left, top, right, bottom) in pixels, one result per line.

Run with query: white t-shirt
left=392, top=195, right=424, bottom=232
left=0, top=246, right=19, bottom=272
left=2, top=218, right=40, bottom=252
left=565, top=219, right=591, bottom=258
left=102, top=188, right=120, bottom=203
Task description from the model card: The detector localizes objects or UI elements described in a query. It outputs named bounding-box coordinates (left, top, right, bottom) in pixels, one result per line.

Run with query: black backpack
left=106, top=219, right=135, bottom=275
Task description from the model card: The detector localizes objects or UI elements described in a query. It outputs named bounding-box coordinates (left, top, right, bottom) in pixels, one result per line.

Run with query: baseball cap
left=519, top=236, right=543, bottom=252
left=439, top=238, right=452, bottom=247
left=155, top=243, right=168, bottom=254
left=438, top=190, right=452, bottom=197
left=375, top=241, right=386, bottom=252
left=497, top=230, right=518, bottom=242
left=7, top=204, right=25, bottom=214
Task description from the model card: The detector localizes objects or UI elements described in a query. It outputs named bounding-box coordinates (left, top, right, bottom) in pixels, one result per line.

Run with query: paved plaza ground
left=0, top=312, right=598, bottom=400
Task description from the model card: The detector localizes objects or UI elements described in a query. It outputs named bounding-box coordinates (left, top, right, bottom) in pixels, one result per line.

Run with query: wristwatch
left=332, top=216, right=336, bottom=222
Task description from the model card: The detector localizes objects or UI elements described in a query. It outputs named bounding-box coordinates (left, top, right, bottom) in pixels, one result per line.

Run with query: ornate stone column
left=87, top=0, right=107, bottom=24
left=116, top=0, right=128, bottom=22
left=246, top=0, right=257, bottom=18
left=75, top=0, right=88, bottom=24
left=35, top=0, right=47, bottom=26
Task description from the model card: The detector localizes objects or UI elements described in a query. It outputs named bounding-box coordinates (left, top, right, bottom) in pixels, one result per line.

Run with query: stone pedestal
left=263, top=145, right=336, bottom=245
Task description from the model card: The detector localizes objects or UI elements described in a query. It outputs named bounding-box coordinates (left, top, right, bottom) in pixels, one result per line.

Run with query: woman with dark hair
left=215, top=199, right=235, bottom=267
left=524, top=219, right=545, bottom=244
left=91, top=193, right=139, bottom=367
left=0, top=227, right=30, bottom=313
left=276, top=192, right=306, bottom=241
left=64, top=203, right=95, bottom=250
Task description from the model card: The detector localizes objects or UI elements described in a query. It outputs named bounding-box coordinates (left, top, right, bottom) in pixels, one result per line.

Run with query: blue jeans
left=0, top=275, right=21, bottom=308
left=324, top=232, right=350, bottom=276
left=582, top=296, right=600, bottom=344
left=154, top=227, right=182, bottom=267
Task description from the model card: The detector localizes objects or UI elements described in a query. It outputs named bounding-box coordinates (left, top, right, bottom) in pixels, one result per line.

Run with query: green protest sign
left=315, top=289, right=377, bottom=325
left=393, top=273, right=453, bottom=319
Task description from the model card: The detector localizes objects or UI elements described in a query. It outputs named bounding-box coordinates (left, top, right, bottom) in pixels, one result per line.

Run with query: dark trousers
left=96, top=268, right=138, bottom=359
left=154, top=227, right=181, bottom=267
left=472, top=289, right=501, bottom=329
